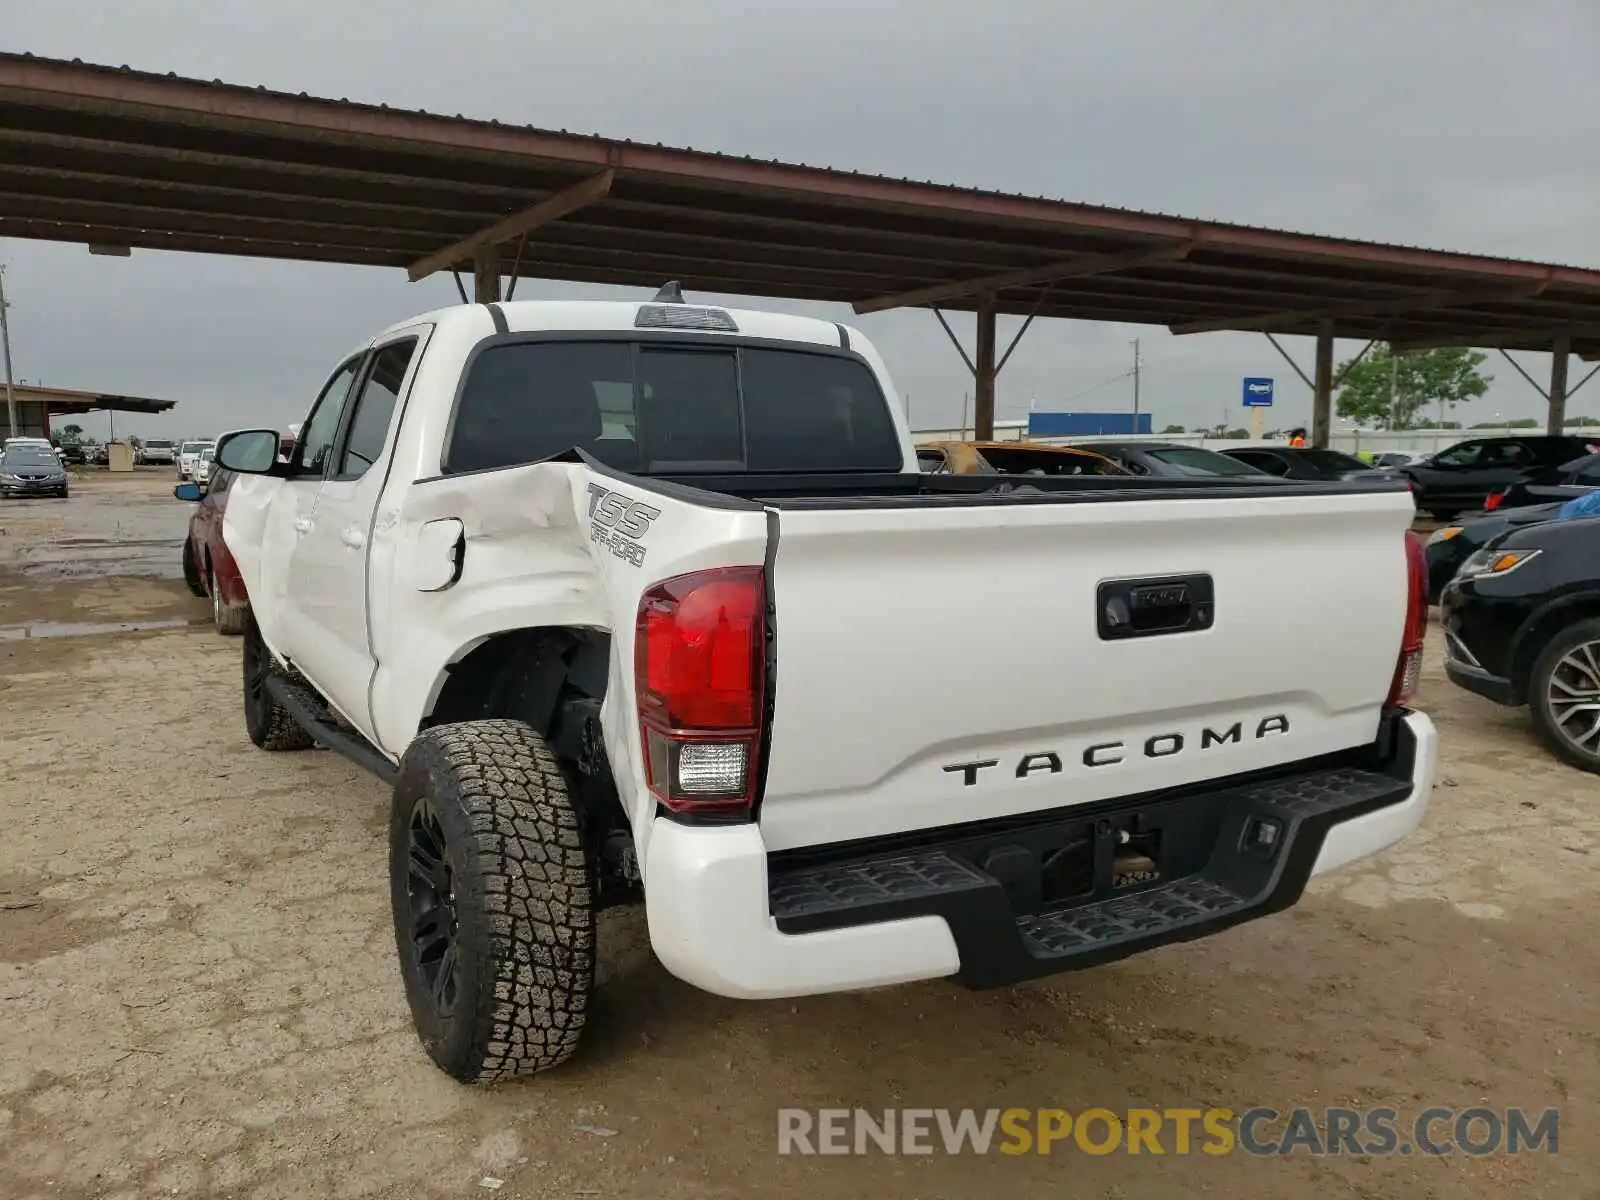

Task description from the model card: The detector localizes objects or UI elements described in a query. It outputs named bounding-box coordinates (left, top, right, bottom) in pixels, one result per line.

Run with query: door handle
left=293, top=517, right=312, bottom=535
left=341, top=526, right=366, bottom=550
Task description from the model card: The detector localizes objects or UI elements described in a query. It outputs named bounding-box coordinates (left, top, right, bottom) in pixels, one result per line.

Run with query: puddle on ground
left=0, top=617, right=192, bottom=641
left=14, top=537, right=181, bottom=582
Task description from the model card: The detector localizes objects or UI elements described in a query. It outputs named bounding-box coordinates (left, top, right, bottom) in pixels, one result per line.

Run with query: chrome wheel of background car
left=1546, top=640, right=1600, bottom=754
left=405, top=797, right=460, bottom=1017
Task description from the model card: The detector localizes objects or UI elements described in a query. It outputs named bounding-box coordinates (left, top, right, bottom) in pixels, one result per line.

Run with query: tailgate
left=759, top=489, right=1416, bottom=852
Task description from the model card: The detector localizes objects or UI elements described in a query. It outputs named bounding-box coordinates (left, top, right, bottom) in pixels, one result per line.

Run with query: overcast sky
left=4, top=0, right=1600, bottom=438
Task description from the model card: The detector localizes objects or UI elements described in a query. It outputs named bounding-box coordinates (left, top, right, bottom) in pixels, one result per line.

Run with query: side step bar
left=265, top=674, right=398, bottom=787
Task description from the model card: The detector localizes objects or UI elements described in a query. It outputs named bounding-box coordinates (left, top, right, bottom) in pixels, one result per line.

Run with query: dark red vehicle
left=176, top=469, right=249, bottom=635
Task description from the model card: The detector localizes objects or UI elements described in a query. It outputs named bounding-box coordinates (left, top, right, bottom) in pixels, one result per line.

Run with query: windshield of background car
left=2, top=448, right=60, bottom=469
left=181, top=442, right=209, bottom=454
left=444, top=341, right=904, bottom=474
left=1147, top=447, right=1264, bottom=477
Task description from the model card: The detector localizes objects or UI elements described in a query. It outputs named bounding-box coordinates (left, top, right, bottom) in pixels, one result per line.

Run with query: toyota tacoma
left=212, top=289, right=1437, bottom=1083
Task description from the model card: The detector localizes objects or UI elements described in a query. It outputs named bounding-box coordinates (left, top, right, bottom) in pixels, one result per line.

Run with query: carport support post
left=1548, top=332, right=1571, bottom=434
left=973, top=291, right=997, bottom=440
left=0, top=264, right=15, bottom=439
left=473, top=251, right=501, bottom=304
left=1312, top=321, right=1335, bottom=449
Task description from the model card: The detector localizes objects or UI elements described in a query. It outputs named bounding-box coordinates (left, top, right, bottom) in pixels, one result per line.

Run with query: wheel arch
left=422, top=625, right=613, bottom=740
left=1508, top=591, right=1600, bottom=701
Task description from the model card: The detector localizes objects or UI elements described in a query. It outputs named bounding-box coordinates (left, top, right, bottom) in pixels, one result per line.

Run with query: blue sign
left=1028, top=411, right=1153, bottom=437
left=1242, top=377, right=1275, bottom=408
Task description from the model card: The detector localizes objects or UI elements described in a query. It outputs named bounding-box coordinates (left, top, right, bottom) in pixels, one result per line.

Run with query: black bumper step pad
left=766, top=762, right=1411, bottom=987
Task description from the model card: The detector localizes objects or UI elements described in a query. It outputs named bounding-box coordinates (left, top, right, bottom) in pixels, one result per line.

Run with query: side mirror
left=173, top=482, right=203, bottom=502
left=216, top=429, right=283, bottom=474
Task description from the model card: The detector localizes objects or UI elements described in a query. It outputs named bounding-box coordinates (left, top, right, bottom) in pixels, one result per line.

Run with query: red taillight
left=635, top=566, right=766, bottom=817
left=1386, top=531, right=1428, bottom=709
left=1484, top=489, right=1505, bottom=512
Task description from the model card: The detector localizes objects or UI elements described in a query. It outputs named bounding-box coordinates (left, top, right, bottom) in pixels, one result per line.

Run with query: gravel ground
left=0, top=472, right=1594, bottom=1199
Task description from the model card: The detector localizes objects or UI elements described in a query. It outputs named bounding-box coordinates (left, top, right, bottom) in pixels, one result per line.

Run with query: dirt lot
left=0, top=472, right=1595, bottom=1199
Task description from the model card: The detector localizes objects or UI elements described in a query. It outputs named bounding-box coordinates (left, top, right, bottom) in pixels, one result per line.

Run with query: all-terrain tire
left=1527, top=617, right=1600, bottom=775
left=242, top=620, right=315, bottom=751
left=389, top=719, right=596, bottom=1083
left=181, top=538, right=206, bottom=598
left=210, top=560, right=248, bottom=636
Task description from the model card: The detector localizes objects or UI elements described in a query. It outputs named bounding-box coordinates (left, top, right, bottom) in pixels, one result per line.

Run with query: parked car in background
left=1068, top=440, right=1276, bottom=479
left=1483, top=450, right=1600, bottom=514
left=1399, top=435, right=1597, bottom=521
left=1221, top=446, right=1403, bottom=483
left=1425, top=503, right=1563, bottom=602
left=142, top=438, right=177, bottom=467
left=194, top=446, right=216, bottom=486
left=969, top=441, right=1130, bottom=476
left=0, top=442, right=69, bottom=498
left=1442, top=514, right=1600, bottom=773
left=58, top=442, right=87, bottom=465
left=915, top=440, right=1128, bottom=476
left=1371, top=450, right=1432, bottom=469
left=178, top=440, right=215, bottom=480
left=175, top=469, right=248, bottom=634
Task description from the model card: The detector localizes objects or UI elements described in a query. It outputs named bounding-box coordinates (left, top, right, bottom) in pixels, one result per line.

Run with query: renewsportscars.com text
left=776, top=1106, right=1559, bottom=1157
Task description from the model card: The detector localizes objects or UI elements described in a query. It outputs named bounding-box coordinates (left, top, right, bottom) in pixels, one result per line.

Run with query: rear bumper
left=643, top=712, right=1436, bottom=1000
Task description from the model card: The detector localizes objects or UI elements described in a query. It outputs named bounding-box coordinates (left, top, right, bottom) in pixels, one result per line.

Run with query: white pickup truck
left=214, top=289, right=1437, bottom=1084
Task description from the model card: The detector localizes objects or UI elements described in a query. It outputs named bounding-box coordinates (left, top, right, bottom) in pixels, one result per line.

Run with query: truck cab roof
left=370, top=298, right=849, bottom=351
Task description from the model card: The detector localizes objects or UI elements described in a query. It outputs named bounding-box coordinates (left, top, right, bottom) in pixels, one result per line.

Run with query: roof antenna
left=653, top=280, right=685, bottom=304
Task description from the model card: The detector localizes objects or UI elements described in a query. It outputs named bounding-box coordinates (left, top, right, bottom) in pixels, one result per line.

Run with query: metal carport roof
left=2, top=50, right=1598, bottom=440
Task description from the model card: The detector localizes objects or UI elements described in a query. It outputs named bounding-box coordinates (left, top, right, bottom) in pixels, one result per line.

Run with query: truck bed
left=579, top=457, right=1413, bottom=509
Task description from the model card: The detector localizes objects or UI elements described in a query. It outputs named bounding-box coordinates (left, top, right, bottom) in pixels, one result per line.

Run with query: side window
left=1574, top=459, right=1600, bottom=486
left=916, top=449, right=949, bottom=474
left=1479, top=441, right=1531, bottom=468
left=335, top=339, right=417, bottom=480
left=1433, top=442, right=1484, bottom=468
left=294, top=356, right=365, bottom=477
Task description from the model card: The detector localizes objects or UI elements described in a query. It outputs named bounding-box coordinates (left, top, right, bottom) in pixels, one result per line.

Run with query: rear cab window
left=442, top=339, right=904, bottom=475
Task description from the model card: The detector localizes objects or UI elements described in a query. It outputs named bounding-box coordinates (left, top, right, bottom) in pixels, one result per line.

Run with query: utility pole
left=1387, top=350, right=1399, bottom=431
left=1131, top=337, right=1142, bottom=429
left=0, top=264, right=16, bottom=439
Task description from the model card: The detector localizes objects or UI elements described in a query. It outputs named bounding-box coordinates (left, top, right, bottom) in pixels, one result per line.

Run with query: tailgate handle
left=1098, top=574, right=1214, bottom=640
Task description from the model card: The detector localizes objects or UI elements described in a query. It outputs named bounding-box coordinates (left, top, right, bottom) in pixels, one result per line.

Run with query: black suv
left=1441, top=513, right=1600, bottom=773
left=1401, top=435, right=1597, bottom=521
left=1483, top=449, right=1600, bottom=513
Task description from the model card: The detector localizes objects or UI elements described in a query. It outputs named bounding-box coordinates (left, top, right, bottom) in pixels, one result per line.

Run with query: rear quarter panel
left=371, top=463, right=769, bottom=857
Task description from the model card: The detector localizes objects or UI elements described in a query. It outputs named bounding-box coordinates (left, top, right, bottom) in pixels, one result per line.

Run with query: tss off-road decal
left=585, top=482, right=661, bottom=567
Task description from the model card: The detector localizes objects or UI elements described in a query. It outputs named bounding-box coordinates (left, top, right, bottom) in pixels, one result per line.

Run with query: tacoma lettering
left=943, top=716, right=1291, bottom=784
